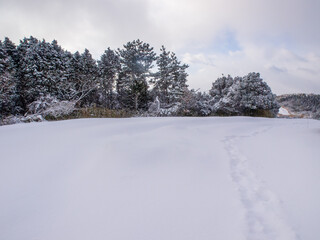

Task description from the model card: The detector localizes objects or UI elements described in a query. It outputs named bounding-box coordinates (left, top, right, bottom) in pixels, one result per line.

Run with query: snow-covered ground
left=0, top=117, right=319, bottom=240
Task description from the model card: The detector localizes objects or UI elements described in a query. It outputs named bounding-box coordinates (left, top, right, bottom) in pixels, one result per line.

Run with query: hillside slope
left=277, top=94, right=320, bottom=119
left=0, top=117, right=319, bottom=240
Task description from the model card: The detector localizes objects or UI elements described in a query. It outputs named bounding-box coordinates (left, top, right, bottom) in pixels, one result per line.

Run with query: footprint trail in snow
left=224, top=127, right=299, bottom=240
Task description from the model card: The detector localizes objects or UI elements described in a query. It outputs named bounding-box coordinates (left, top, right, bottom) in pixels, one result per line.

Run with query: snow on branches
left=210, top=73, right=279, bottom=117
left=27, top=94, right=76, bottom=118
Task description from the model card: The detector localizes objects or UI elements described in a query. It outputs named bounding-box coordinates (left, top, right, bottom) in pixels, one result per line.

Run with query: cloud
left=268, top=66, right=287, bottom=73
left=183, top=53, right=215, bottom=67
left=184, top=44, right=320, bottom=94
left=0, top=0, right=319, bottom=94
left=0, top=0, right=156, bottom=57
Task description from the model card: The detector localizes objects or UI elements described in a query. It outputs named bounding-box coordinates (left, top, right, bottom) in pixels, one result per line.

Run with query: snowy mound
left=278, top=107, right=290, bottom=116
left=0, top=117, right=320, bottom=240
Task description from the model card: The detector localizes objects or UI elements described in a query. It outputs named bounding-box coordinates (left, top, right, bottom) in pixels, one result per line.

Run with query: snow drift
left=0, top=117, right=319, bottom=240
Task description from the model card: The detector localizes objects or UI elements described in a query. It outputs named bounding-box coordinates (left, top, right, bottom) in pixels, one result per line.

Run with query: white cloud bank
left=0, top=0, right=319, bottom=94
left=184, top=45, right=320, bottom=94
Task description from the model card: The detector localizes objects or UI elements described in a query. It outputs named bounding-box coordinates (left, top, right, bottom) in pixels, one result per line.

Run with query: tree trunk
left=134, top=94, right=139, bottom=110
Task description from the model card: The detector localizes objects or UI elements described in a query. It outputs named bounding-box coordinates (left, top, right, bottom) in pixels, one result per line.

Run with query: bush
left=27, top=95, right=76, bottom=118
left=210, top=73, right=279, bottom=117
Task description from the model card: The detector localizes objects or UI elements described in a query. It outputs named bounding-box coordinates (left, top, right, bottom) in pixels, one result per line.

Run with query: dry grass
left=45, top=107, right=133, bottom=120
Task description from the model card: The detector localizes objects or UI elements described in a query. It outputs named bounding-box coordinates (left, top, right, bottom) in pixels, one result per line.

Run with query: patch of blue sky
left=211, top=30, right=242, bottom=54
left=251, top=31, right=297, bottom=51
left=175, top=30, right=242, bottom=56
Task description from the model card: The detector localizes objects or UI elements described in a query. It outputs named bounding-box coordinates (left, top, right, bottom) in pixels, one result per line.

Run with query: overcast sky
left=1, top=0, right=319, bottom=94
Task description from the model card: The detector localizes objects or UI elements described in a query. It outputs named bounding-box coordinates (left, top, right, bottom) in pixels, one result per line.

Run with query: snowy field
left=0, top=117, right=320, bottom=240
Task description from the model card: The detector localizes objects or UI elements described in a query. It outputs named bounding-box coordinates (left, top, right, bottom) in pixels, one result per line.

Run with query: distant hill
left=277, top=94, right=320, bottom=119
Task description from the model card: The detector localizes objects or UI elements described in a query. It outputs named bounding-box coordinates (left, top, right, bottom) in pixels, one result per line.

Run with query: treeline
left=0, top=36, right=279, bottom=121
left=0, top=37, right=188, bottom=116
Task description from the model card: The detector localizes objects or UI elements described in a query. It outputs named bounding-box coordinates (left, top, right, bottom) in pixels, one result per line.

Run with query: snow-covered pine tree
left=67, top=51, right=82, bottom=90
left=0, top=41, right=7, bottom=74
left=47, top=40, right=71, bottom=99
left=2, top=37, right=19, bottom=69
left=168, top=52, right=189, bottom=104
left=0, top=72, right=17, bottom=118
left=58, top=50, right=78, bottom=100
left=98, top=48, right=121, bottom=109
left=0, top=40, right=19, bottom=117
left=117, top=39, right=156, bottom=110
left=153, top=46, right=173, bottom=105
left=17, top=38, right=66, bottom=105
left=16, top=37, right=47, bottom=107
left=15, top=37, right=37, bottom=111
left=81, top=49, right=98, bottom=78
left=75, top=49, right=99, bottom=106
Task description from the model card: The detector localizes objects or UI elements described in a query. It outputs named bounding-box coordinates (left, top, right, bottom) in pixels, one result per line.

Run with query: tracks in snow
left=224, top=127, right=299, bottom=240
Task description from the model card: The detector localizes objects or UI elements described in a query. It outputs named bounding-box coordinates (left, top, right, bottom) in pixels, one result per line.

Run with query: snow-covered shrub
left=209, top=75, right=234, bottom=104
left=148, top=96, right=160, bottom=115
left=148, top=90, right=212, bottom=117
left=176, top=88, right=198, bottom=116
left=27, top=94, right=76, bottom=118
left=159, top=103, right=181, bottom=116
left=0, top=115, right=22, bottom=125
left=178, top=90, right=212, bottom=116
left=194, top=92, right=212, bottom=116
left=0, top=114, right=45, bottom=126
left=238, top=73, right=279, bottom=116
left=210, top=73, right=279, bottom=117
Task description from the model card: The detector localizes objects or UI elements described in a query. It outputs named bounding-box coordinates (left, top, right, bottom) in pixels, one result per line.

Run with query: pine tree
left=14, top=37, right=72, bottom=109
left=17, top=39, right=56, bottom=104
left=81, top=49, right=98, bottom=78
left=59, top=50, right=78, bottom=100
left=0, top=72, right=17, bottom=118
left=16, top=37, right=41, bottom=108
left=0, top=40, right=8, bottom=74
left=56, top=49, right=99, bottom=106
left=98, top=48, right=120, bottom=108
left=68, top=51, right=82, bottom=90
left=168, top=52, right=188, bottom=104
left=153, top=47, right=189, bottom=106
left=47, top=40, right=70, bottom=99
left=2, top=37, right=19, bottom=69
left=77, top=49, right=99, bottom=106
left=153, top=46, right=173, bottom=105
left=117, top=39, right=156, bottom=110
left=0, top=39, right=19, bottom=117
